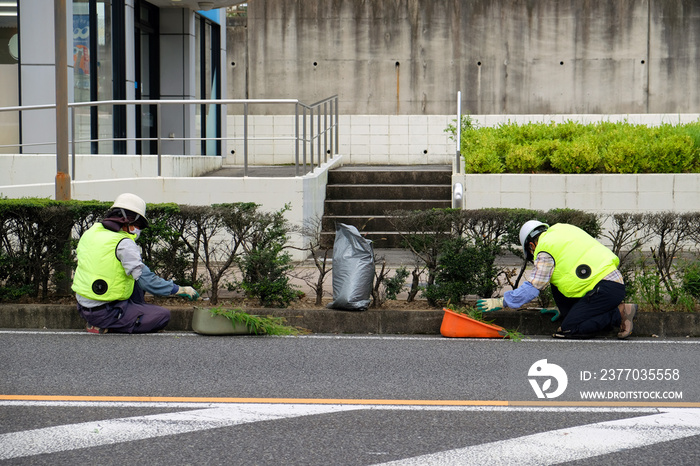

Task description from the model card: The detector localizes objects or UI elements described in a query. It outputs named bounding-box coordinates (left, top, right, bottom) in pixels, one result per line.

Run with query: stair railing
left=0, top=96, right=340, bottom=179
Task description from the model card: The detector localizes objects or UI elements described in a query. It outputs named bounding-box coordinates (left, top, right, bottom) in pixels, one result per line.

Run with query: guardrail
left=0, top=96, right=339, bottom=178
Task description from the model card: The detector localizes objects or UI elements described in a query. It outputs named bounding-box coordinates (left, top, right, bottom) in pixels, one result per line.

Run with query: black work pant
left=553, top=280, right=625, bottom=337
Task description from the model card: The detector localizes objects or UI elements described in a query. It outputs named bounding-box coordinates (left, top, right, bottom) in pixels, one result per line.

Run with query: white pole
left=456, top=91, right=462, bottom=174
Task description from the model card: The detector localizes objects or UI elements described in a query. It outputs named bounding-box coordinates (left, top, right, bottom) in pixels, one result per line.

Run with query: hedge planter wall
left=453, top=173, right=700, bottom=213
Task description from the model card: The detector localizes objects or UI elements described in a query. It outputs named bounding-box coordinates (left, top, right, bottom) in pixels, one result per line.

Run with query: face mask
left=129, top=225, right=141, bottom=240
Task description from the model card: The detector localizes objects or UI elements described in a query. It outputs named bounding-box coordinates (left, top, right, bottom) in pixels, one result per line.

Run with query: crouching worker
left=476, top=221, right=637, bottom=339
left=72, top=193, right=199, bottom=334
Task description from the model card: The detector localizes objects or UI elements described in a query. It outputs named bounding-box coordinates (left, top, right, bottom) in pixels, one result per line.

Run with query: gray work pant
left=77, top=282, right=171, bottom=333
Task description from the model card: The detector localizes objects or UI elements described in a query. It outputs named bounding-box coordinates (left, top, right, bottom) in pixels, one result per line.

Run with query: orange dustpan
left=440, top=307, right=508, bottom=338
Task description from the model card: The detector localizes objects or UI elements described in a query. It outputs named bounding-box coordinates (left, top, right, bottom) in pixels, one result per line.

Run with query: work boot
left=617, top=303, right=637, bottom=339
left=86, top=324, right=108, bottom=334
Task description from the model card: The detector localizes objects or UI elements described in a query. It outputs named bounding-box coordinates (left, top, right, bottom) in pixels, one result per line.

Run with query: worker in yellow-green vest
left=72, top=193, right=200, bottom=334
left=476, top=221, right=637, bottom=339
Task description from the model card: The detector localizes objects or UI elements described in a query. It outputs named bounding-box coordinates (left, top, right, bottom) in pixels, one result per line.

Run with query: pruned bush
left=0, top=199, right=99, bottom=300
left=447, top=118, right=700, bottom=174
left=234, top=204, right=298, bottom=307
left=422, top=238, right=501, bottom=306
left=680, top=260, right=700, bottom=300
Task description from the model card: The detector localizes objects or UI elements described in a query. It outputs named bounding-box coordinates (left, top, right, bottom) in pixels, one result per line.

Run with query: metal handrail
left=0, top=96, right=339, bottom=178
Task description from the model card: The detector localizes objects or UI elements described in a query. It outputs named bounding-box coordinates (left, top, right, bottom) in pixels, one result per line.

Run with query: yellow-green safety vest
left=71, top=223, right=137, bottom=301
left=534, top=223, right=619, bottom=298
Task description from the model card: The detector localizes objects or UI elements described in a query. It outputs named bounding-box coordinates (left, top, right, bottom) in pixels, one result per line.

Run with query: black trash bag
left=327, top=223, right=374, bottom=311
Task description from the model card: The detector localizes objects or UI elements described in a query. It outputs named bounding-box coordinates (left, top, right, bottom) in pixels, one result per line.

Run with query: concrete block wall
left=453, top=173, right=700, bottom=214
left=225, top=114, right=456, bottom=166
left=451, top=112, right=700, bottom=214
left=225, top=114, right=300, bottom=165
left=225, top=112, right=700, bottom=167
left=342, top=115, right=454, bottom=165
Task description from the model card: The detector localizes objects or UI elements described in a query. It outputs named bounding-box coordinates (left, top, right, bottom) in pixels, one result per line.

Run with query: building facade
left=0, top=0, right=235, bottom=157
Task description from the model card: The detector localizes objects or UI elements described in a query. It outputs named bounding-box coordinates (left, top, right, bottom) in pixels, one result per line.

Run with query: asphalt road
left=1, top=331, right=700, bottom=465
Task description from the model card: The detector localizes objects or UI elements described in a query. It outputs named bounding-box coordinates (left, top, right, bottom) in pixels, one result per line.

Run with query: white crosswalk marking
left=0, top=403, right=362, bottom=460
left=379, top=408, right=700, bottom=465
left=2, top=403, right=699, bottom=463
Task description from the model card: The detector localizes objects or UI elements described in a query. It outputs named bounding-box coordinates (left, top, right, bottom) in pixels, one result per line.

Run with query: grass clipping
left=448, top=304, right=524, bottom=341
left=208, top=307, right=304, bottom=335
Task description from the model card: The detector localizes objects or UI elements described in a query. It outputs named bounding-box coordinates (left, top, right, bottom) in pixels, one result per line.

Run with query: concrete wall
left=454, top=173, right=700, bottom=213
left=228, top=0, right=700, bottom=116
left=224, top=114, right=455, bottom=166
left=0, top=154, right=223, bottom=185
left=0, top=154, right=343, bottom=261
left=451, top=112, right=700, bottom=216
left=225, top=112, right=700, bottom=166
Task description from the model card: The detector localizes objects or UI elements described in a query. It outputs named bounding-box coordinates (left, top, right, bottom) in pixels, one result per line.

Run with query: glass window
left=195, top=15, right=220, bottom=156
left=73, top=0, right=91, bottom=153
left=72, top=0, right=113, bottom=154
left=195, top=18, right=202, bottom=155
left=135, top=1, right=159, bottom=155
left=0, top=1, right=19, bottom=154
left=96, top=1, right=113, bottom=154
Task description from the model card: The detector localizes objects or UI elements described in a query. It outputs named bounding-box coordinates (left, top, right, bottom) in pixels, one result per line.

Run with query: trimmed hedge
left=3, top=199, right=700, bottom=311
left=0, top=199, right=295, bottom=306
left=446, top=117, right=700, bottom=174
left=387, top=208, right=700, bottom=310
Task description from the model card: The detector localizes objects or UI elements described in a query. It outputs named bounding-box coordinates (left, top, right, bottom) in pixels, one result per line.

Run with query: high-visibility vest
left=71, top=223, right=136, bottom=301
left=535, top=223, right=619, bottom=298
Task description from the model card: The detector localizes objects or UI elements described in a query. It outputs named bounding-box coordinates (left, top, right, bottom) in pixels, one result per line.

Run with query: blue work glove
left=176, top=285, right=200, bottom=301
left=540, top=308, right=560, bottom=322
left=476, top=297, right=504, bottom=313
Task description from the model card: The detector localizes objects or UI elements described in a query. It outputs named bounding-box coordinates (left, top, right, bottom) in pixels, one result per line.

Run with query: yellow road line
left=0, top=395, right=506, bottom=406
left=2, top=394, right=700, bottom=408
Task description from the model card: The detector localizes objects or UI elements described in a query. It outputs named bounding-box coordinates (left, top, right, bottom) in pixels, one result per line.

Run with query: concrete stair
left=321, top=165, right=452, bottom=248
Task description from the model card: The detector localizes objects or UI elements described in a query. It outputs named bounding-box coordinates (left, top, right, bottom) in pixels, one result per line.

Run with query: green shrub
left=454, top=119, right=700, bottom=174
left=139, top=203, right=197, bottom=287
left=235, top=205, right=299, bottom=307
left=551, top=120, right=584, bottom=142
left=0, top=198, right=88, bottom=300
left=672, top=290, right=696, bottom=313
left=504, top=140, right=556, bottom=173
left=549, top=137, right=602, bottom=174
left=603, top=138, right=641, bottom=173
left=462, top=129, right=506, bottom=173
left=384, top=266, right=410, bottom=301
left=647, top=132, right=695, bottom=173
left=542, top=209, right=601, bottom=239
left=633, top=266, right=664, bottom=311
left=680, top=260, right=700, bottom=300
left=422, top=238, right=500, bottom=305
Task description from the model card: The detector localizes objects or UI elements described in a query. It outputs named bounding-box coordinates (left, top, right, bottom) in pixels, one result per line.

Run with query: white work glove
left=176, top=285, right=200, bottom=301
left=475, top=297, right=504, bottom=313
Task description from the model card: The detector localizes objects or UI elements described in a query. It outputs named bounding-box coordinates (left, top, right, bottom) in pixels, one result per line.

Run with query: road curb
left=1, top=304, right=699, bottom=338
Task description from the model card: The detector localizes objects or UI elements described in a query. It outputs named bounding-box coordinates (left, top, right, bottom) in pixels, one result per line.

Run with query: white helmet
left=111, top=193, right=149, bottom=226
left=519, top=220, right=549, bottom=256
